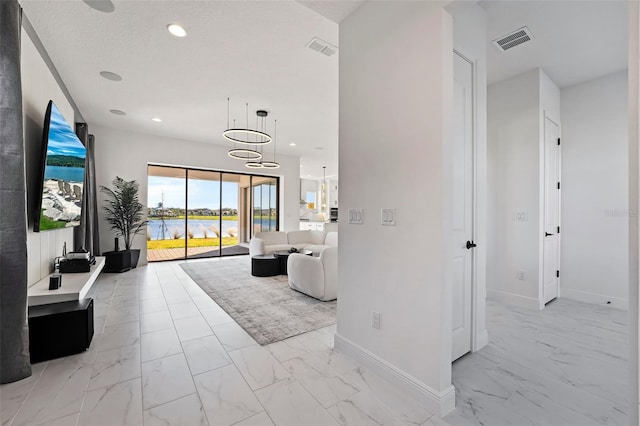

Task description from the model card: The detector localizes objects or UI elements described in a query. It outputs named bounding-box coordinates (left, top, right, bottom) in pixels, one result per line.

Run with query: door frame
left=538, top=113, right=562, bottom=309
left=146, top=163, right=280, bottom=262
left=453, top=49, right=488, bottom=355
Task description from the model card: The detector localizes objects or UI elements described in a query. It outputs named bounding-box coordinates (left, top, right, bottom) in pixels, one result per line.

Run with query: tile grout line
left=144, top=262, right=212, bottom=425
left=5, top=359, right=49, bottom=426
left=175, top=262, right=264, bottom=426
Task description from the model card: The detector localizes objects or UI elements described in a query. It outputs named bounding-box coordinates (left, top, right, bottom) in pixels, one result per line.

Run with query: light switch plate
left=381, top=208, right=396, bottom=226
left=348, top=208, right=363, bottom=224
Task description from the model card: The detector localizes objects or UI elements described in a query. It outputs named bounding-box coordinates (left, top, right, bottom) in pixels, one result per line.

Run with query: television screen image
left=35, top=101, right=86, bottom=232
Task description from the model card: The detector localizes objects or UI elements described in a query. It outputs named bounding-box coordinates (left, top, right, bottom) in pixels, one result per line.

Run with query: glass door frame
left=147, top=163, right=280, bottom=262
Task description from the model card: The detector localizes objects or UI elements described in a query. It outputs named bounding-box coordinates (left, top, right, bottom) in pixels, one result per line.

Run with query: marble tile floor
left=0, top=256, right=629, bottom=426
left=1, top=258, right=434, bottom=426
left=448, top=299, right=629, bottom=426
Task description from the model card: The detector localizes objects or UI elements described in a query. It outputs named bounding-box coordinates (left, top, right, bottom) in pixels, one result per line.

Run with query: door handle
left=466, top=241, right=477, bottom=249
left=545, top=232, right=554, bottom=237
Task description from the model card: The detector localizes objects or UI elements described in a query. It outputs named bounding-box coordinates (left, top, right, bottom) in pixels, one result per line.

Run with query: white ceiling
left=20, top=0, right=341, bottom=179
left=481, top=0, right=628, bottom=88
left=298, top=0, right=365, bottom=24
left=19, top=1, right=629, bottom=182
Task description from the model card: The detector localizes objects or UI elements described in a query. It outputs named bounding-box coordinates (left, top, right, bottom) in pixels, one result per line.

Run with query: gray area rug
left=180, top=257, right=336, bottom=345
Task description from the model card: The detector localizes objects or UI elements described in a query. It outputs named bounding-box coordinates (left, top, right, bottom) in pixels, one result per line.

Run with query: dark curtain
left=74, top=125, right=100, bottom=255
left=0, top=0, right=32, bottom=384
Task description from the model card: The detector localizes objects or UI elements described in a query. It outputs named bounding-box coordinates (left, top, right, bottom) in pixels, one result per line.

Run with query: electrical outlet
left=516, top=271, right=525, bottom=281
left=371, top=311, right=380, bottom=329
left=515, top=212, right=528, bottom=222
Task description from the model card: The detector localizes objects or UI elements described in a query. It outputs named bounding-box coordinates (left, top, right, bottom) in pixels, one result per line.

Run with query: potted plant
left=100, top=177, right=147, bottom=272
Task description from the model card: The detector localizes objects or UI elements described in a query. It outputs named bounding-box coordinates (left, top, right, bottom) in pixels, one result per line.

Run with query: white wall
left=452, top=2, right=488, bottom=351
left=21, top=27, right=75, bottom=286
left=488, top=69, right=542, bottom=308
left=337, top=2, right=455, bottom=415
left=487, top=68, right=561, bottom=309
left=629, top=2, right=639, bottom=420
left=560, top=71, right=629, bottom=308
left=91, top=125, right=300, bottom=264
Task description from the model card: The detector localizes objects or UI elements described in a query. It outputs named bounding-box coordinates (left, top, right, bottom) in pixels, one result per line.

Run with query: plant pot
left=130, top=249, right=141, bottom=269
left=103, top=250, right=132, bottom=273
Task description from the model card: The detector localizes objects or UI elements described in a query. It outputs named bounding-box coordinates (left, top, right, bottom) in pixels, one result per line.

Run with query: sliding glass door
left=147, top=166, right=186, bottom=261
left=186, top=169, right=221, bottom=259
left=252, top=177, right=278, bottom=233
left=147, top=165, right=278, bottom=262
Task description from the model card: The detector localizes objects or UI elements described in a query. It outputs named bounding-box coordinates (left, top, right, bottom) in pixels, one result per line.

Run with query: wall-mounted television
left=33, top=101, right=86, bottom=232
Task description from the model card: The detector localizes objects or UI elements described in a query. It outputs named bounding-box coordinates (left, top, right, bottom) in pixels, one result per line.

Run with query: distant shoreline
left=44, top=165, right=84, bottom=183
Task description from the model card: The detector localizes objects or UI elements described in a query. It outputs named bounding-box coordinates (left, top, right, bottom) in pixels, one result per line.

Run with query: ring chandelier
left=225, top=99, right=280, bottom=169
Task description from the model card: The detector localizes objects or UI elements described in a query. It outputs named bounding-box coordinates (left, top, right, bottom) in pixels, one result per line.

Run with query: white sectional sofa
left=249, top=230, right=337, bottom=257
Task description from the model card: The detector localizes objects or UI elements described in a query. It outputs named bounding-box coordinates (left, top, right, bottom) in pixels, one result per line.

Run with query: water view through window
left=147, top=165, right=279, bottom=261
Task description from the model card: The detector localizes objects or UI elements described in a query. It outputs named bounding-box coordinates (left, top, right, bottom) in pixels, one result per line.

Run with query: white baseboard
left=560, top=288, right=628, bottom=310
left=487, top=289, right=540, bottom=310
left=334, top=333, right=456, bottom=417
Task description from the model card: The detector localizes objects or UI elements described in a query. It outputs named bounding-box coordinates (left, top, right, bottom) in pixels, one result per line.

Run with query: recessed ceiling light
left=110, top=109, right=126, bottom=116
left=83, top=0, right=114, bottom=13
left=151, top=117, right=162, bottom=122
left=289, top=143, right=296, bottom=146
left=167, top=23, right=187, bottom=38
left=100, top=71, right=122, bottom=81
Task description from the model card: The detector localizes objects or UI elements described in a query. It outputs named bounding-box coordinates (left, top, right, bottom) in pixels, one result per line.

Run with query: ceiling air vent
left=306, top=37, right=337, bottom=57
left=492, top=26, right=534, bottom=52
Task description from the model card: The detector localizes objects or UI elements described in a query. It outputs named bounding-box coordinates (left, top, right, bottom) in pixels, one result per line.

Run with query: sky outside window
left=148, top=176, right=238, bottom=209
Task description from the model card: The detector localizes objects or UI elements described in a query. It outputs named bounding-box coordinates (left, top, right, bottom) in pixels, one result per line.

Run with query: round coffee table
left=273, top=249, right=313, bottom=275
left=251, top=254, right=280, bottom=277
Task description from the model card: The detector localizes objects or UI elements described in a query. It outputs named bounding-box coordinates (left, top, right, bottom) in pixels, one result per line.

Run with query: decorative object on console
left=58, top=248, right=94, bottom=274
left=58, top=257, right=94, bottom=274
left=66, top=248, right=90, bottom=260
left=49, top=275, right=62, bottom=290
left=100, top=177, right=147, bottom=271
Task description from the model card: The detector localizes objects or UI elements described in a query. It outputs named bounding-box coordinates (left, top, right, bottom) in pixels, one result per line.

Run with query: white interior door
left=451, top=53, right=474, bottom=362
left=543, top=117, right=561, bottom=304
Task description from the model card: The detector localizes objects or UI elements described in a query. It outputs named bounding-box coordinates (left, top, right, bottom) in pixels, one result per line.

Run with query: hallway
left=447, top=299, right=628, bottom=425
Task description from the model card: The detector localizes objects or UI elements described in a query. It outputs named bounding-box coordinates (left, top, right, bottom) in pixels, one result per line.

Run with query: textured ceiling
left=297, top=0, right=366, bottom=23
left=19, top=0, right=629, bottom=182
left=20, top=0, right=340, bottom=178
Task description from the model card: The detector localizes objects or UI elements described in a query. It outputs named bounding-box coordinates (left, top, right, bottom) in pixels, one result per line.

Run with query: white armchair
left=287, top=246, right=337, bottom=301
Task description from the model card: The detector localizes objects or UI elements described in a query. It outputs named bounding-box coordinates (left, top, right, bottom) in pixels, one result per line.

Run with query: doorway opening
left=146, top=164, right=279, bottom=261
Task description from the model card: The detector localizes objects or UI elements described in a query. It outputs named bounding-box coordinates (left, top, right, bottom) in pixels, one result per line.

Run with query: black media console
left=28, top=298, right=94, bottom=363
